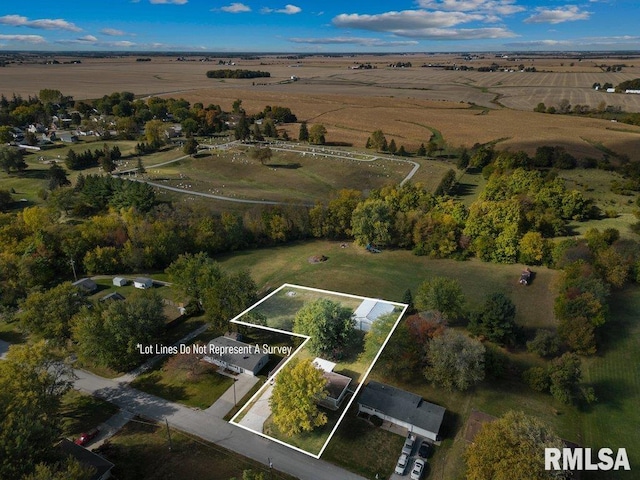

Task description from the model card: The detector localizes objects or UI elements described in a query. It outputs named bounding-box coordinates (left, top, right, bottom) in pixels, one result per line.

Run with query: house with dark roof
left=312, top=358, right=352, bottom=410
left=58, top=438, right=114, bottom=480
left=203, top=336, right=269, bottom=376
left=357, top=381, right=445, bottom=441
left=73, top=278, right=98, bottom=294
left=100, top=292, right=125, bottom=302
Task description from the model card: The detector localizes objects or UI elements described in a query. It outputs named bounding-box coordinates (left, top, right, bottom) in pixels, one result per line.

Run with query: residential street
left=73, top=369, right=367, bottom=480
left=1, top=337, right=366, bottom=480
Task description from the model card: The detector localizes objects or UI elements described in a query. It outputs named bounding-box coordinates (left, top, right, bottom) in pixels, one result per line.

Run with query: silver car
left=395, top=453, right=409, bottom=475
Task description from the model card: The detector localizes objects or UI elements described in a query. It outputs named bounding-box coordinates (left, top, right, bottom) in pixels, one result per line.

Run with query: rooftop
left=358, top=381, right=445, bottom=435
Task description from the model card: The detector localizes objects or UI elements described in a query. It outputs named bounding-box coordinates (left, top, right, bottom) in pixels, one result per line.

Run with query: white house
left=353, top=299, right=396, bottom=332
left=112, top=276, right=127, bottom=287
left=358, top=381, right=445, bottom=442
left=133, top=277, right=153, bottom=289
left=203, top=336, right=269, bottom=376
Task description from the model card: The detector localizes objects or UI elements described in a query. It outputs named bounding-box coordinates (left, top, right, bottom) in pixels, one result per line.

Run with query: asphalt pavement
left=73, top=369, right=367, bottom=480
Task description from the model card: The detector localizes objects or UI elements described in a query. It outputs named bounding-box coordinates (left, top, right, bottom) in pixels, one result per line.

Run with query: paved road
left=73, top=369, right=366, bottom=480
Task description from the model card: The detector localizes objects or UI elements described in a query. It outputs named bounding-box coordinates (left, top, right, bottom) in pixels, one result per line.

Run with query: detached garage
left=352, top=299, right=396, bottom=332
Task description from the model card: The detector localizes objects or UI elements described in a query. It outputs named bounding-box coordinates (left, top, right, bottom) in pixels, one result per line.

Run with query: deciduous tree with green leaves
left=293, top=298, right=355, bottom=358
left=415, top=277, right=465, bottom=321
left=0, top=341, right=74, bottom=479
left=425, top=329, right=484, bottom=391
left=19, top=282, right=88, bottom=344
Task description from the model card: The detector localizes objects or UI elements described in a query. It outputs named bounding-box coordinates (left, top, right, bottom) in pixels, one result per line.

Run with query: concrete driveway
left=205, top=373, right=259, bottom=418
left=73, top=369, right=366, bottom=480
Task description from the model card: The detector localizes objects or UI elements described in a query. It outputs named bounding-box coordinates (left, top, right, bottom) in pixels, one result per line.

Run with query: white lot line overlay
left=228, top=283, right=408, bottom=459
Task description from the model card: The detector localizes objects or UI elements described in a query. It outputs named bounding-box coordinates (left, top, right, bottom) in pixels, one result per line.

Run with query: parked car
left=411, top=458, right=426, bottom=480
left=418, top=440, right=432, bottom=458
left=75, top=428, right=99, bottom=446
left=402, top=433, right=416, bottom=456
left=395, top=453, right=409, bottom=475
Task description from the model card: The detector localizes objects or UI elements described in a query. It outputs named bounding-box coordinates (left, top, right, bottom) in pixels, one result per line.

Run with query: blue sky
left=0, top=0, right=638, bottom=52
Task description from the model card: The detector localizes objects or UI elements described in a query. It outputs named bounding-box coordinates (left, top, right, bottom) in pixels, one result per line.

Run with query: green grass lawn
left=218, top=240, right=638, bottom=479
left=131, top=357, right=233, bottom=409
left=149, top=147, right=413, bottom=204
left=219, top=239, right=558, bottom=329
left=0, top=317, right=26, bottom=344
left=323, top=411, right=405, bottom=479
left=96, top=419, right=296, bottom=480
left=59, top=390, right=119, bottom=439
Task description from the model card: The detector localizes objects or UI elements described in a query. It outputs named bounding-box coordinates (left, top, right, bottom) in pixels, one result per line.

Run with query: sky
left=0, top=0, right=639, bottom=53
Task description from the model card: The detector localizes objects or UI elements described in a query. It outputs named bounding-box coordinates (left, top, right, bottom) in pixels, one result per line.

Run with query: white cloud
left=220, top=2, right=251, bottom=13
left=277, top=4, right=302, bottom=14
left=289, top=36, right=419, bottom=46
left=524, top=5, right=590, bottom=24
left=149, top=0, right=188, bottom=4
left=333, top=10, right=484, bottom=31
left=0, top=34, right=46, bottom=44
left=332, top=9, right=518, bottom=39
left=417, top=0, right=524, bottom=15
left=0, top=15, right=82, bottom=32
left=101, top=28, right=127, bottom=36
left=78, top=35, right=98, bottom=42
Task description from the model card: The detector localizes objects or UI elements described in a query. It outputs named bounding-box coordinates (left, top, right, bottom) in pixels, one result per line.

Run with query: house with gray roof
left=58, top=438, right=114, bottom=480
left=357, top=381, right=445, bottom=441
left=72, top=278, right=97, bottom=294
left=203, top=336, right=268, bottom=376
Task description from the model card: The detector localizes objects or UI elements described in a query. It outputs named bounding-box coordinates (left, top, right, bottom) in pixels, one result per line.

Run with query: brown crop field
left=3, top=53, right=640, bottom=160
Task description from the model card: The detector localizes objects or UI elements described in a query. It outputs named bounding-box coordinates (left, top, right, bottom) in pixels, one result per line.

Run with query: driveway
left=73, top=369, right=366, bottom=480
left=88, top=409, right=135, bottom=451
left=205, top=373, right=259, bottom=417
left=236, top=383, right=274, bottom=432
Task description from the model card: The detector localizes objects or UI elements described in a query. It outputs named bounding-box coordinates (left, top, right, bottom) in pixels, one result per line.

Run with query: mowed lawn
left=97, top=419, right=296, bottom=480
left=219, top=239, right=558, bottom=329
left=131, top=356, right=233, bottom=410
left=150, top=148, right=412, bottom=204
left=219, top=240, right=639, bottom=479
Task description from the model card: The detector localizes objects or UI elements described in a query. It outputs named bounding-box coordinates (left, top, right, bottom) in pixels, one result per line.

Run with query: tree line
left=205, top=69, right=271, bottom=79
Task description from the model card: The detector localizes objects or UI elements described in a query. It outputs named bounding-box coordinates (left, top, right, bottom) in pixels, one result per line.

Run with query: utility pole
left=233, top=378, right=237, bottom=406
left=69, top=257, right=77, bottom=281
left=165, top=418, right=173, bottom=451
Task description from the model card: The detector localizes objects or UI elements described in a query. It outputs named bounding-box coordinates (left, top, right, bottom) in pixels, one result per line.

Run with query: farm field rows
left=3, top=54, right=640, bottom=162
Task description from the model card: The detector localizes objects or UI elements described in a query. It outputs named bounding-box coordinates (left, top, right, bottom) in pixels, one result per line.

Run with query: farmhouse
left=58, top=438, right=114, bottom=480
left=112, top=276, right=127, bottom=287
left=133, top=277, right=153, bottom=289
left=72, top=278, right=97, bottom=294
left=353, top=299, right=396, bottom=332
left=312, top=358, right=352, bottom=410
left=203, top=336, right=269, bottom=376
left=358, top=381, right=445, bottom=442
